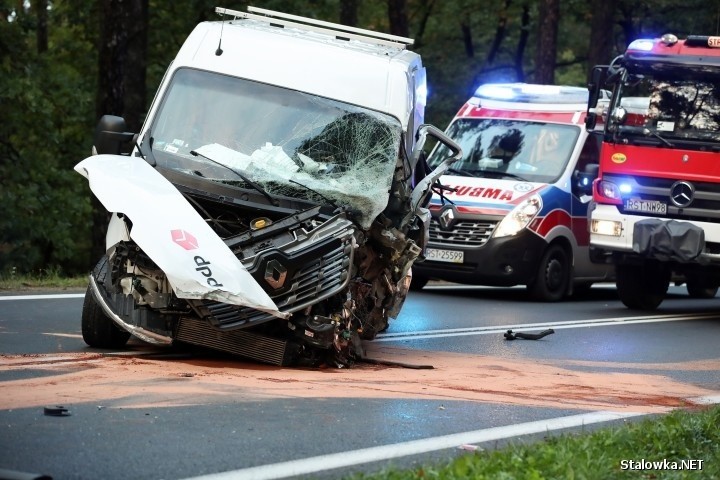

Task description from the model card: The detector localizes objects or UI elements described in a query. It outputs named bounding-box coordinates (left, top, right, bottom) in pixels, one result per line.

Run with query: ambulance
left=412, top=83, right=613, bottom=300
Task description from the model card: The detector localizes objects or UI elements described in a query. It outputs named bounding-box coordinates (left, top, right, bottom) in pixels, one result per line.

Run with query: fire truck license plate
left=624, top=199, right=667, bottom=214
left=426, top=248, right=464, bottom=264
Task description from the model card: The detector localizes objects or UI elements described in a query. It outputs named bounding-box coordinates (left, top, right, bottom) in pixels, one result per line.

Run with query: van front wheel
left=527, top=244, right=570, bottom=302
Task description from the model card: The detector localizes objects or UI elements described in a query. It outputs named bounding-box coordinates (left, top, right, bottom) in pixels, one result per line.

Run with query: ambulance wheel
left=409, top=272, right=429, bottom=291
left=686, top=278, right=718, bottom=299
left=527, top=244, right=570, bottom=302
left=81, top=256, right=131, bottom=349
left=616, top=263, right=670, bottom=310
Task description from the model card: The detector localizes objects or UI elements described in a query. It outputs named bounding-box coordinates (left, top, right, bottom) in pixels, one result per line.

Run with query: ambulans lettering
left=194, top=255, right=224, bottom=287
left=448, top=185, right=513, bottom=201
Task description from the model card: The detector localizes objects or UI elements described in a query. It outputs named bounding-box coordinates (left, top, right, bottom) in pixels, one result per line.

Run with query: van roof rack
left=215, top=6, right=414, bottom=49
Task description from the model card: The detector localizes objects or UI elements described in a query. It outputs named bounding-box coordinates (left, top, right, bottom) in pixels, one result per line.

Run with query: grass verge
left=0, top=267, right=87, bottom=290
left=348, top=405, right=720, bottom=479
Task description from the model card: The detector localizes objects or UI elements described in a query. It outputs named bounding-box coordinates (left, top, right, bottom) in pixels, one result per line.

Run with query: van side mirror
left=573, top=163, right=598, bottom=197
left=93, top=115, right=136, bottom=155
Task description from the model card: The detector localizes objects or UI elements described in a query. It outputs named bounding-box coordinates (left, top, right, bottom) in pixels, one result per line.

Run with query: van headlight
left=492, top=194, right=542, bottom=238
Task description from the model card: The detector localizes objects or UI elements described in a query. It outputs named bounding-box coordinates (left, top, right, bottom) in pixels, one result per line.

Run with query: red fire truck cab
left=587, top=34, right=720, bottom=309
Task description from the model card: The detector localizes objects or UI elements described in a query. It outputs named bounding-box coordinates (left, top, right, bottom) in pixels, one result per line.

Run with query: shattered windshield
left=617, top=77, right=720, bottom=143
left=427, top=119, right=579, bottom=183
left=148, top=68, right=403, bottom=228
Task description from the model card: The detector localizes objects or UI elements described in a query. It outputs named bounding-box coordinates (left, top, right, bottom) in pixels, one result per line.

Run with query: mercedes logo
left=439, top=208, right=455, bottom=229
left=669, top=181, right=694, bottom=208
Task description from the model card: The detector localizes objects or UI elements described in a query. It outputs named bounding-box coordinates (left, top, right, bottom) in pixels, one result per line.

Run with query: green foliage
left=345, top=406, right=720, bottom=480
left=0, top=1, right=95, bottom=275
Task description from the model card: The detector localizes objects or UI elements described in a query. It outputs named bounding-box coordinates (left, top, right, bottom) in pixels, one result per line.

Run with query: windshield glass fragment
left=427, top=119, right=580, bottom=183
left=149, top=68, right=403, bottom=228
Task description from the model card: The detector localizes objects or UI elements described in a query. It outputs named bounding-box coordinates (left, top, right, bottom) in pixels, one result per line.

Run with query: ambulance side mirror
left=573, top=163, right=598, bottom=197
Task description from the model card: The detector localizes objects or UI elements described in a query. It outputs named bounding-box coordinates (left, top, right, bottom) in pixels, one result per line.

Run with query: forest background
left=1, top=0, right=718, bottom=276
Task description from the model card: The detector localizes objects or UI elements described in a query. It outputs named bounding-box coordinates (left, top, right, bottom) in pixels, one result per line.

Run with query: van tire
left=81, top=256, right=131, bottom=349
left=616, top=263, right=669, bottom=310
left=527, top=244, right=570, bottom=302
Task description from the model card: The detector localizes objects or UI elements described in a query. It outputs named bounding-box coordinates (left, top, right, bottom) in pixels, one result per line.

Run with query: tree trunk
left=460, top=20, right=474, bottom=58
left=587, top=0, right=617, bottom=79
left=514, top=4, right=530, bottom=81
left=388, top=0, right=409, bottom=37
left=92, top=0, right=147, bottom=264
left=485, top=0, right=511, bottom=67
left=34, top=0, right=48, bottom=54
left=533, top=0, right=559, bottom=84
left=123, top=0, right=148, bottom=132
left=340, top=0, right=359, bottom=27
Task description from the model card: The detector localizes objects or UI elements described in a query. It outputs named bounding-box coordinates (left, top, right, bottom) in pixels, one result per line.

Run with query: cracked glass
left=149, top=68, right=403, bottom=228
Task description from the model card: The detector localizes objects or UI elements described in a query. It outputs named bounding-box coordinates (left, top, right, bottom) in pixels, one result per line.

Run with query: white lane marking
left=376, top=313, right=718, bottom=342
left=0, top=294, right=85, bottom=300
left=182, top=410, right=645, bottom=480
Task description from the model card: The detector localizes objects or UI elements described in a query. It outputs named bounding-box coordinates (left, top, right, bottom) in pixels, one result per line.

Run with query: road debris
left=504, top=329, right=555, bottom=341
left=43, top=405, right=70, bottom=416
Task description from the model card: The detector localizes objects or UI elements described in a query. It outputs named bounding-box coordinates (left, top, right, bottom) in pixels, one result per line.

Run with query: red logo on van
left=171, top=229, right=198, bottom=250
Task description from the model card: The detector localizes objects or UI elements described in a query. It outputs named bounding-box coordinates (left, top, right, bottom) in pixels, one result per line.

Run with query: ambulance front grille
left=428, top=219, right=497, bottom=247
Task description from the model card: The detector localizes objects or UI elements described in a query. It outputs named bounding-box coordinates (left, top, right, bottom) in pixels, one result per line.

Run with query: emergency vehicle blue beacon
left=412, top=83, right=613, bottom=300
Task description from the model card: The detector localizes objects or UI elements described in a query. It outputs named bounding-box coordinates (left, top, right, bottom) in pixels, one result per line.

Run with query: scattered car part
left=504, top=328, right=555, bottom=340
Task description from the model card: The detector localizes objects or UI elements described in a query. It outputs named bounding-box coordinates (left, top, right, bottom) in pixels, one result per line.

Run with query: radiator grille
left=428, top=218, right=497, bottom=247
left=175, top=317, right=292, bottom=366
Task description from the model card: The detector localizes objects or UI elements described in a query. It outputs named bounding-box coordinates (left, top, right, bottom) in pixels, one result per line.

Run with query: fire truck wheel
left=527, top=244, right=570, bottom=302
left=409, top=272, right=429, bottom=291
left=616, top=263, right=670, bottom=310
left=81, top=256, right=131, bottom=349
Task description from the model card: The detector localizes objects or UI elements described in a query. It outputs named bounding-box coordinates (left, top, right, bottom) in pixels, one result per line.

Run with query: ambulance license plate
left=426, top=248, right=464, bottom=264
left=624, top=198, right=667, bottom=214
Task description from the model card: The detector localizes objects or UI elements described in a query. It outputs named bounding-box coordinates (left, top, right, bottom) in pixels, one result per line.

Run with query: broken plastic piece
left=504, top=328, right=554, bottom=340
left=43, top=405, right=71, bottom=416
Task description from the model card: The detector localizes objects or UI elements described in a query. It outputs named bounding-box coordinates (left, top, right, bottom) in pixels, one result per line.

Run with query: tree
left=534, top=0, right=559, bottom=84
left=587, top=0, right=618, bottom=74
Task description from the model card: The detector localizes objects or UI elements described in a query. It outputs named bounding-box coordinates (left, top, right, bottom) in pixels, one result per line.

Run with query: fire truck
left=586, top=34, right=720, bottom=310
left=412, top=83, right=613, bottom=301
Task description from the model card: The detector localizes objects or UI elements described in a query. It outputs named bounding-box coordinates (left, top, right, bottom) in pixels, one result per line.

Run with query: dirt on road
left=2, top=343, right=718, bottom=413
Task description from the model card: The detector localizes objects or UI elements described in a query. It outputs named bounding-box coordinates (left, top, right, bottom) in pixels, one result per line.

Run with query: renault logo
left=439, top=208, right=455, bottom=229
left=264, top=259, right=288, bottom=289
left=669, top=181, right=694, bottom=208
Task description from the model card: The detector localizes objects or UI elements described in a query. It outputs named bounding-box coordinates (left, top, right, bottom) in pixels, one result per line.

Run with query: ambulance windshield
left=145, top=68, right=403, bottom=229
left=427, top=119, right=579, bottom=183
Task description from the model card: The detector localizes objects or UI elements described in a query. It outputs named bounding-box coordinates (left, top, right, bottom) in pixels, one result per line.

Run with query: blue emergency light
left=473, top=83, right=589, bottom=105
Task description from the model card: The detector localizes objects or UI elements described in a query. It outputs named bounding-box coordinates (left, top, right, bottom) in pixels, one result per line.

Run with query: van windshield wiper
left=190, top=150, right=279, bottom=207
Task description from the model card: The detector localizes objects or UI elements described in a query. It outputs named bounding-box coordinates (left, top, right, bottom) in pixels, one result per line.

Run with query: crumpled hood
left=75, top=155, right=287, bottom=319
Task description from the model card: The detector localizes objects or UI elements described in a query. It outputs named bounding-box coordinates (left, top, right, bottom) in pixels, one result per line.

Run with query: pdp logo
left=171, top=229, right=199, bottom=250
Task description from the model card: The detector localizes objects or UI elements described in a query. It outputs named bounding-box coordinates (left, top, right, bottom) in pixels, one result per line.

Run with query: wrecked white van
left=76, top=6, right=460, bottom=366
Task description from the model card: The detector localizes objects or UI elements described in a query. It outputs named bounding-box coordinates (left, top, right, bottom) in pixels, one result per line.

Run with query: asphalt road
left=1, top=284, right=719, bottom=480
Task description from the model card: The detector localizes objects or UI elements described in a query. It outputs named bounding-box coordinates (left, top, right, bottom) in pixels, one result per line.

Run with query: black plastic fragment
left=504, top=328, right=555, bottom=340
left=43, top=405, right=71, bottom=417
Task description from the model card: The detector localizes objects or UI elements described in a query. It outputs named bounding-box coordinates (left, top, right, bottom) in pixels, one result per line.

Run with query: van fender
left=75, top=154, right=287, bottom=319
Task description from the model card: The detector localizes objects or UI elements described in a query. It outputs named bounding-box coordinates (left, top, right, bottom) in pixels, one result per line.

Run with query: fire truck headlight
left=591, top=219, right=622, bottom=237
left=493, top=195, right=542, bottom=238
left=598, top=180, right=622, bottom=201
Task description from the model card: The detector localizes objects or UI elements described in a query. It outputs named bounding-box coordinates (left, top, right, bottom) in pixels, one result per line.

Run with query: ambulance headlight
left=493, top=195, right=542, bottom=238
